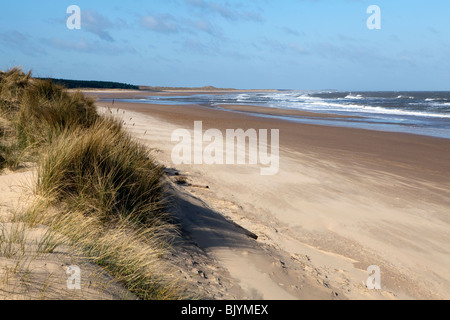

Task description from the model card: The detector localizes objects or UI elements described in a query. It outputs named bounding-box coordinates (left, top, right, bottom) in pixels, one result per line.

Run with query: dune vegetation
left=0, top=67, right=182, bottom=300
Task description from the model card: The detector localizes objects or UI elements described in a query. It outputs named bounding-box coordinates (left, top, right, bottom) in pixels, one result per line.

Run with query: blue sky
left=0, top=0, right=449, bottom=90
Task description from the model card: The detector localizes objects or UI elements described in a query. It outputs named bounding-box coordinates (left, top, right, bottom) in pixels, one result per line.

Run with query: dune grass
left=0, top=141, right=26, bottom=170
left=36, top=117, right=167, bottom=227
left=18, top=79, right=98, bottom=147
left=0, top=68, right=31, bottom=169
left=1, top=68, right=98, bottom=168
left=0, top=67, right=183, bottom=300
left=0, top=67, right=31, bottom=114
left=17, top=198, right=181, bottom=300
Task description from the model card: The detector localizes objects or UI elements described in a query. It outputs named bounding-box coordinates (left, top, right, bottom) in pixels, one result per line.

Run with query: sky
left=0, top=0, right=449, bottom=91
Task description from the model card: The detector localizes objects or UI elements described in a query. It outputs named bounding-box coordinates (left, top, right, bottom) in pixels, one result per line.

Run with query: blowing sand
left=95, top=95, right=450, bottom=300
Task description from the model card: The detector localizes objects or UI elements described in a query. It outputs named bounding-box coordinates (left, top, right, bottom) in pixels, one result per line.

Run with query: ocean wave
left=429, top=102, right=450, bottom=107
left=139, top=92, right=450, bottom=119
left=344, top=94, right=364, bottom=99
left=235, top=93, right=251, bottom=102
left=295, top=100, right=450, bottom=118
left=309, top=104, right=450, bottom=118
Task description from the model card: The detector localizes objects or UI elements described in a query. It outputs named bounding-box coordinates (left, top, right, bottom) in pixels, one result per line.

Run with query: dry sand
left=95, top=95, right=450, bottom=300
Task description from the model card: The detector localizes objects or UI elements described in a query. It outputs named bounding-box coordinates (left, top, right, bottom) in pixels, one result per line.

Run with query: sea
left=113, top=91, right=450, bottom=139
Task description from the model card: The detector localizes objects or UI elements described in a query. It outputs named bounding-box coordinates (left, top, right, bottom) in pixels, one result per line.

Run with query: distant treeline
left=38, top=78, right=139, bottom=90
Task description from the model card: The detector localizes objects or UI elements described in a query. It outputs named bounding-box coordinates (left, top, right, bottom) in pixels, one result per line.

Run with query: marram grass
left=36, top=117, right=167, bottom=227
left=18, top=79, right=98, bottom=146
left=0, top=67, right=185, bottom=300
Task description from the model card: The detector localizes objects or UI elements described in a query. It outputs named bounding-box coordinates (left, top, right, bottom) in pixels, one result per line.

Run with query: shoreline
left=97, top=99, right=450, bottom=183
left=95, top=93, right=450, bottom=300
left=80, top=88, right=280, bottom=99
left=92, top=89, right=450, bottom=140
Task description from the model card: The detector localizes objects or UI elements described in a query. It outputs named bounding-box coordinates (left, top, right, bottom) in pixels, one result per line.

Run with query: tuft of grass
left=18, top=80, right=98, bottom=146
left=0, top=141, right=27, bottom=170
left=0, top=223, right=28, bottom=259
left=36, top=117, right=166, bottom=226
left=0, top=67, right=31, bottom=114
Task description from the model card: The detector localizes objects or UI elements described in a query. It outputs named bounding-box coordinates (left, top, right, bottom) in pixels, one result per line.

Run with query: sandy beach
left=4, top=0, right=450, bottom=304
left=3, top=0, right=450, bottom=304
left=93, top=90, right=450, bottom=300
